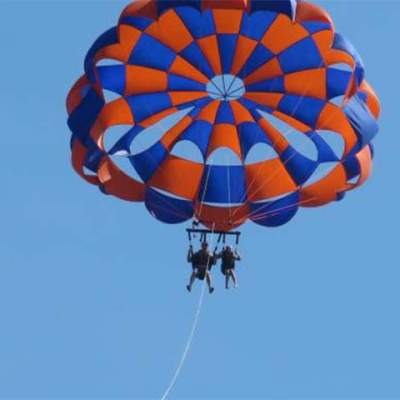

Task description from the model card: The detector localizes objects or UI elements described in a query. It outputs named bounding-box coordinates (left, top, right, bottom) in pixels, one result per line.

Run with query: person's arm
left=210, top=251, right=217, bottom=266
left=234, top=251, right=241, bottom=261
left=187, top=246, right=193, bottom=263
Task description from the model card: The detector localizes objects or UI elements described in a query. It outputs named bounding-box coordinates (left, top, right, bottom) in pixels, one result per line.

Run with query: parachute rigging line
left=160, top=225, right=217, bottom=400
left=231, top=57, right=326, bottom=220
left=160, top=153, right=218, bottom=400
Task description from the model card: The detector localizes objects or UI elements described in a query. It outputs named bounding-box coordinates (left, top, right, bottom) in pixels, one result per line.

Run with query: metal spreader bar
left=186, top=229, right=241, bottom=245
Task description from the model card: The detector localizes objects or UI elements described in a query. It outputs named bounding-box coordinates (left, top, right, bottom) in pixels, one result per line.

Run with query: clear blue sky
left=1, top=1, right=399, bottom=399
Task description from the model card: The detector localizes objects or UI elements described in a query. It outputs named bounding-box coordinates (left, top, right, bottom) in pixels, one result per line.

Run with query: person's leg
left=225, top=271, right=229, bottom=289
left=230, top=270, right=238, bottom=288
left=186, top=271, right=196, bottom=292
left=206, top=272, right=214, bottom=293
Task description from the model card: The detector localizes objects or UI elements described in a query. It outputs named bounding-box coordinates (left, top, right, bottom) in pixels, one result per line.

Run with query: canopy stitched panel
left=67, top=0, right=381, bottom=231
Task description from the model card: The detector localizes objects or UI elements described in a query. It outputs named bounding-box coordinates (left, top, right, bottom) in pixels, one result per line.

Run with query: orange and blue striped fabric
left=67, top=0, right=380, bottom=231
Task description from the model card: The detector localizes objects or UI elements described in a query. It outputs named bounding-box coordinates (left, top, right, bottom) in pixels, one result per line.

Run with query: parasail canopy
left=67, top=0, right=380, bottom=231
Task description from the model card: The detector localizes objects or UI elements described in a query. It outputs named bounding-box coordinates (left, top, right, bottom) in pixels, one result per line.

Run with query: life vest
left=221, top=251, right=235, bottom=269
left=194, top=250, right=213, bottom=267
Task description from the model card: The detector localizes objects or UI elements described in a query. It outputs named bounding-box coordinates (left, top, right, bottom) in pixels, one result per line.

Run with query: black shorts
left=221, top=266, right=235, bottom=275
left=195, top=267, right=207, bottom=280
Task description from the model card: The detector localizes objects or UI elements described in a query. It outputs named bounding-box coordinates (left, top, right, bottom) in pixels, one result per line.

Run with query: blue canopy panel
left=145, top=188, right=194, bottom=224
left=179, top=120, right=213, bottom=158
left=99, top=185, right=111, bottom=196
left=128, top=33, right=177, bottom=70
left=332, top=33, right=365, bottom=86
left=84, top=147, right=105, bottom=173
left=250, top=0, right=297, bottom=20
left=120, top=16, right=154, bottom=31
left=126, top=93, right=172, bottom=123
left=239, top=98, right=273, bottom=117
left=179, top=41, right=215, bottom=78
left=84, top=27, right=119, bottom=83
left=237, top=121, right=272, bottom=158
left=129, top=142, right=168, bottom=182
left=309, top=133, right=340, bottom=163
left=157, top=0, right=202, bottom=16
left=278, top=94, right=326, bottom=128
left=279, top=146, right=319, bottom=185
left=239, top=43, right=274, bottom=78
left=344, top=95, right=379, bottom=149
left=369, top=143, right=375, bottom=159
left=153, top=0, right=297, bottom=20
left=215, top=102, right=235, bottom=124
left=175, top=8, right=216, bottom=39
left=336, top=191, right=346, bottom=201
left=198, top=165, right=247, bottom=204
left=326, top=67, right=352, bottom=100
left=67, top=86, right=109, bottom=174
left=342, top=155, right=361, bottom=181
left=176, top=98, right=211, bottom=114
left=168, top=74, right=206, bottom=92
left=356, top=91, right=368, bottom=104
left=97, top=65, right=126, bottom=96
left=180, top=98, right=212, bottom=117
left=278, top=37, right=323, bottom=74
left=108, top=125, right=145, bottom=155
left=68, top=88, right=104, bottom=149
left=240, top=11, right=277, bottom=41
left=217, top=34, right=238, bottom=74
left=302, top=21, right=331, bottom=35
left=255, top=104, right=275, bottom=116
left=246, top=76, right=285, bottom=93
left=278, top=37, right=324, bottom=74
left=250, top=192, right=300, bottom=227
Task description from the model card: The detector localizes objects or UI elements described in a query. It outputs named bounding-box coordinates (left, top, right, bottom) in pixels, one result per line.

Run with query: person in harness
left=217, top=245, right=241, bottom=289
left=186, top=242, right=216, bottom=294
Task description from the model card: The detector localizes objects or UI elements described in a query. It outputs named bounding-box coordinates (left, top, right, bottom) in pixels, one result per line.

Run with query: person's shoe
left=225, top=286, right=229, bottom=290
left=209, top=287, right=215, bottom=294
left=186, top=285, right=191, bottom=292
